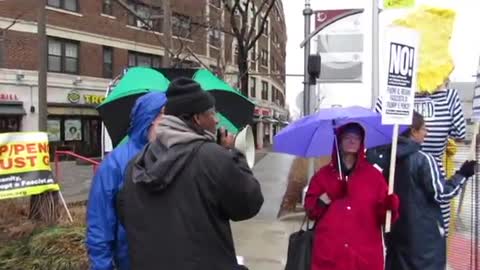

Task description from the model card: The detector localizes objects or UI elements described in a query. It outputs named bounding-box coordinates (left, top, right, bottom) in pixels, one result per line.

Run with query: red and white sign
left=0, top=93, right=19, bottom=101
left=314, top=9, right=364, bottom=30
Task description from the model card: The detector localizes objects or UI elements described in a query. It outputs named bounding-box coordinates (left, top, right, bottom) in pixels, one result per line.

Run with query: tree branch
left=247, top=0, right=275, bottom=50
left=223, top=0, right=241, bottom=39
left=246, top=0, right=267, bottom=45
left=191, top=21, right=234, bottom=36
left=4, top=13, right=24, bottom=32
left=114, top=0, right=175, bottom=58
left=184, top=47, right=211, bottom=70
left=239, top=0, right=251, bottom=43
left=0, top=12, right=26, bottom=37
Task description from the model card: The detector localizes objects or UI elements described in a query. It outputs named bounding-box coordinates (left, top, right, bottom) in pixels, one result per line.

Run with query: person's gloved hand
left=384, top=193, right=400, bottom=223
left=458, top=160, right=477, bottom=178
left=318, top=179, right=347, bottom=206
left=384, top=194, right=400, bottom=211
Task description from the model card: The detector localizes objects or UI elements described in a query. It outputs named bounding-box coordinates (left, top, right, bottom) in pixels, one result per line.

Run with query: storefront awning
left=48, top=106, right=98, bottom=116
left=0, top=103, right=26, bottom=115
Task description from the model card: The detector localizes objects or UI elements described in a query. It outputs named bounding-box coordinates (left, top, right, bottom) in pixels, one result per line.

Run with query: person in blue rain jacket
left=86, top=92, right=167, bottom=270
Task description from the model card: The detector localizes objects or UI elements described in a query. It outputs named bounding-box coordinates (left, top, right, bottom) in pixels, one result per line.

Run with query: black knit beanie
left=164, top=77, right=215, bottom=116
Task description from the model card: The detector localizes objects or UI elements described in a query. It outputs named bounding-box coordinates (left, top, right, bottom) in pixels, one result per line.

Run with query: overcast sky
left=283, top=0, right=480, bottom=116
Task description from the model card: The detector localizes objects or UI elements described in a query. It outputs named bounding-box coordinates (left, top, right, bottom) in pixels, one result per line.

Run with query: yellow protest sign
left=0, top=132, right=59, bottom=200
left=383, top=0, right=415, bottom=9
left=393, top=6, right=456, bottom=93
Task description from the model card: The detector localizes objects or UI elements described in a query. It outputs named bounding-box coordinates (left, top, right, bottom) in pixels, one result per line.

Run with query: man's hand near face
left=218, top=128, right=235, bottom=149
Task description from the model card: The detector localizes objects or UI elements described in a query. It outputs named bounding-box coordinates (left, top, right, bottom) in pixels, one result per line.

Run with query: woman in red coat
left=305, top=122, right=399, bottom=270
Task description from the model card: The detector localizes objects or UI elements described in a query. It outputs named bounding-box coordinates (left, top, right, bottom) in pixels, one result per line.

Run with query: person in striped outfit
left=375, top=86, right=467, bottom=236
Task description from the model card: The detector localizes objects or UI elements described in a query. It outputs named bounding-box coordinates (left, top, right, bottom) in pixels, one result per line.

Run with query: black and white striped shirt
left=419, top=150, right=467, bottom=237
left=375, top=88, right=467, bottom=236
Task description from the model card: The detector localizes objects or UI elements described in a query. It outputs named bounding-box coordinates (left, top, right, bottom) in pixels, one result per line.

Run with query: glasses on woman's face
left=341, top=133, right=362, bottom=141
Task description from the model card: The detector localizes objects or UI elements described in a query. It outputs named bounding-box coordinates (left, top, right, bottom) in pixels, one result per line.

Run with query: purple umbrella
left=273, top=106, right=407, bottom=158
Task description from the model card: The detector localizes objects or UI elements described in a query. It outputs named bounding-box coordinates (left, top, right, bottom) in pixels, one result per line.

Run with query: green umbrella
left=217, top=113, right=238, bottom=134
left=102, top=67, right=170, bottom=105
left=97, top=67, right=170, bottom=146
left=192, top=69, right=255, bottom=133
left=98, top=67, right=251, bottom=147
left=193, top=69, right=241, bottom=94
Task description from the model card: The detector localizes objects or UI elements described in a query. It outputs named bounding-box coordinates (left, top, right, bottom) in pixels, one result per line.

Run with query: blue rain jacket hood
left=86, top=92, right=166, bottom=270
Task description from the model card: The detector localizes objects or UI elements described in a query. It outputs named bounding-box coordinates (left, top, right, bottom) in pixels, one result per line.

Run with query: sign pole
left=380, top=26, right=420, bottom=232
left=385, top=124, right=399, bottom=232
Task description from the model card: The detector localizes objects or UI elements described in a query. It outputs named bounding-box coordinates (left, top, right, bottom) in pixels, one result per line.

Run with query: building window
left=209, top=28, right=221, bottom=47
left=48, top=38, right=79, bottom=74
left=102, top=0, right=112, bottom=15
left=279, top=93, right=285, bottom=107
left=127, top=1, right=163, bottom=32
left=103, top=46, right=113, bottom=78
left=271, top=86, right=276, bottom=102
left=250, top=46, right=256, bottom=61
left=234, top=44, right=239, bottom=55
left=128, top=51, right=162, bottom=68
left=47, top=0, right=78, bottom=12
left=261, top=81, right=268, bottom=100
left=273, top=32, right=279, bottom=46
left=263, top=19, right=269, bottom=36
left=250, top=77, right=256, bottom=98
left=261, top=49, right=268, bottom=67
left=0, top=116, right=21, bottom=133
left=233, top=42, right=239, bottom=64
left=172, top=13, right=192, bottom=39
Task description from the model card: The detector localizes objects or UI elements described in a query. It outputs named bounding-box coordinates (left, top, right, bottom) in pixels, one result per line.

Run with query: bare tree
left=222, top=0, right=277, bottom=96
left=115, top=0, right=217, bottom=71
left=115, top=0, right=277, bottom=88
left=115, top=0, right=175, bottom=65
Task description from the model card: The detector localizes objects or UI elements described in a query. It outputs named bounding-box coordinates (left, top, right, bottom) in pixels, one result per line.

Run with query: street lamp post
left=38, top=0, right=47, bottom=131
left=303, top=0, right=313, bottom=117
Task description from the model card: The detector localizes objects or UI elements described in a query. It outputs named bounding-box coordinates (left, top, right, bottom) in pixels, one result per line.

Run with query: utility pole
left=30, top=0, right=55, bottom=223
left=0, top=31, right=4, bottom=67
left=38, top=0, right=47, bottom=131
left=162, top=0, right=172, bottom=67
left=303, top=0, right=312, bottom=116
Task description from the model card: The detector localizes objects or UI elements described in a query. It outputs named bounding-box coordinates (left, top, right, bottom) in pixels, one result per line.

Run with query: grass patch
left=0, top=200, right=88, bottom=270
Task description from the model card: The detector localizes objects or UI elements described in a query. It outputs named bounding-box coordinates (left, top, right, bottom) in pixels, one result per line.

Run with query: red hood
left=330, top=122, right=367, bottom=173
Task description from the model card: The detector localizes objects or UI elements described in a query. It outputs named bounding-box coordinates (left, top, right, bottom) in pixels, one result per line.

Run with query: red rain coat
left=305, top=132, right=397, bottom=270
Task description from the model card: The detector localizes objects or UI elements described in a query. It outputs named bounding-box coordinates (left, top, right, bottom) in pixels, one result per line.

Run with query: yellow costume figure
left=393, top=6, right=466, bottom=256
left=393, top=6, right=455, bottom=94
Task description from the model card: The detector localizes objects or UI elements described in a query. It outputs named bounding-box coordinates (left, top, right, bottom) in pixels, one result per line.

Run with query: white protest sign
left=380, top=26, right=420, bottom=233
left=381, top=26, right=420, bottom=125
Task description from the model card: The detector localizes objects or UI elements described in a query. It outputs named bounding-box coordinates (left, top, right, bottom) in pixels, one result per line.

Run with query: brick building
left=0, top=0, right=287, bottom=157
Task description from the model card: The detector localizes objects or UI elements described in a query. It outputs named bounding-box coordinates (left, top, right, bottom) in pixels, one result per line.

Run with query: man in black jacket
left=369, top=112, right=475, bottom=270
left=117, top=78, right=264, bottom=270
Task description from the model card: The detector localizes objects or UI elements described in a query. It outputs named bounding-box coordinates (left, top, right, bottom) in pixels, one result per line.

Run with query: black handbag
left=284, top=215, right=316, bottom=270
